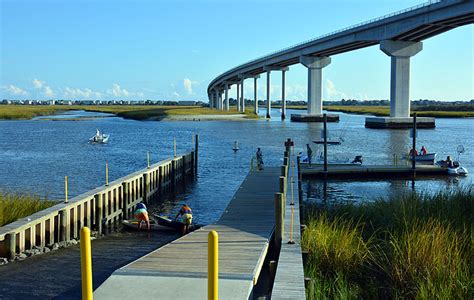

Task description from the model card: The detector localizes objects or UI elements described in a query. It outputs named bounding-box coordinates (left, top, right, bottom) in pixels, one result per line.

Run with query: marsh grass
left=302, top=189, right=473, bottom=299
left=0, top=192, right=57, bottom=226
left=0, top=105, right=258, bottom=120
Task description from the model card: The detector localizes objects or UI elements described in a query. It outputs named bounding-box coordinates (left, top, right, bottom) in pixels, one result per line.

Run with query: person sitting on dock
left=175, top=204, right=193, bottom=235
left=420, top=146, right=428, bottom=155
left=256, top=148, right=264, bottom=170
left=134, top=202, right=150, bottom=231
left=306, top=144, right=313, bottom=166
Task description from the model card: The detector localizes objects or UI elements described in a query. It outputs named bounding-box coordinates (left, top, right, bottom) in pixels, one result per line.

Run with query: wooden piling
left=95, top=194, right=103, bottom=234
left=194, top=134, right=199, bottom=175
left=274, top=193, right=284, bottom=250
left=59, top=209, right=70, bottom=241
left=5, top=233, right=16, bottom=260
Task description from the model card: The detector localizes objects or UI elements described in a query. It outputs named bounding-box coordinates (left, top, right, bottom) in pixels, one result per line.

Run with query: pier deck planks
left=95, top=167, right=280, bottom=300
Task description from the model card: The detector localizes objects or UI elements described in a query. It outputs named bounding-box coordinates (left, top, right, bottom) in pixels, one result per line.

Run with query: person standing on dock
left=256, top=148, right=264, bottom=170
left=134, top=202, right=150, bottom=231
left=420, top=146, right=428, bottom=155
left=175, top=204, right=193, bottom=235
left=306, top=144, right=313, bottom=166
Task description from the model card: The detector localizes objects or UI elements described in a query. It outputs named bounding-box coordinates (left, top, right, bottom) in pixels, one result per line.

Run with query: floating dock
left=95, top=167, right=282, bottom=299
left=300, top=164, right=447, bottom=178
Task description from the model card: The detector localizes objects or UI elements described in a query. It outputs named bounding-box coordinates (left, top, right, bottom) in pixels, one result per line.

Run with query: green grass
left=302, top=189, right=473, bottom=299
left=0, top=105, right=258, bottom=120
left=0, top=193, right=57, bottom=226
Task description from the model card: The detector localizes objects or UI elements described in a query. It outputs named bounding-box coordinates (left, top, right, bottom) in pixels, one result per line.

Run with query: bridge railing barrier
left=0, top=151, right=196, bottom=260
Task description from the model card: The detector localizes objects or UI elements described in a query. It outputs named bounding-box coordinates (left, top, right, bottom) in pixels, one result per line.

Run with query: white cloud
left=44, top=86, right=54, bottom=97
left=325, top=79, right=347, bottom=100
left=64, top=87, right=96, bottom=99
left=107, top=83, right=130, bottom=97
left=1, top=84, right=28, bottom=96
left=33, top=78, right=45, bottom=89
left=286, top=84, right=306, bottom=101
left=183, top=78, right=195, bottom=95
left=173, top=91, right=180, bottom=98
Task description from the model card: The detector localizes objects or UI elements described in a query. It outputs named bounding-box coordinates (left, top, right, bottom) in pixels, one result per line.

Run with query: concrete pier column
left=281, top=69, right=286, bottom=120
left=254, top=76, right=259, bottom=115
left=240, top=79, right=245, bottom=112
left=224, top=83, right=229, bottom=111
left=236, top=82, right=241, bottom=112
left=299, top=56, right=331, bottom=115
left=266, top=71, right=271, bottom=118
left=214, top=89, right=219, bottom=110
left=218, top=91, right=223, bottom=110
left=380, top=40, right=422, bottom=118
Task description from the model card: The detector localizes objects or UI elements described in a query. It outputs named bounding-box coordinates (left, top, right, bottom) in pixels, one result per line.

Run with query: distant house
left=178, top=101, right=196, bottom=106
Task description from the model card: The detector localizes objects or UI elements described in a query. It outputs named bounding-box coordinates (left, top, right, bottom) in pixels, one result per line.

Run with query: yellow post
left=64, top=176, right=69, bottom=203
left=173, top=137, right=177, bottom=158
left=105, top=162, right=109, bottom=186
left=80, top=227, right=93, bottom=300
left=147, top=151, right=150, bottom=168
left=208, top=230, right=218, bottom=300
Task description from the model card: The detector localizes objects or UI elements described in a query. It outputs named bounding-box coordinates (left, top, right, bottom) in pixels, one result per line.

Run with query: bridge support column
left=214, top=89, right=219, bottom=110
left=266, top=71, right=271, bottom=118
left=366, top=40, right=434, bottom=128
left=236, top=82, right=241, bottom=112
left=224, top=83, right=229, bottom=111
left=254, top=76, right=259, bottom=115
left=240, top=79, right=245, bottom=112
left=281, top=69, right=286, bottom=120
left=218, top=91, right=223, bottom=110
left=381, top=40, right=422, bottom=118
left=291, top=56, right=338, bottom=122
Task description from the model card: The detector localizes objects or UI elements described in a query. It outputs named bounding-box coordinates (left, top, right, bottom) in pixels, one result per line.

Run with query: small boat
left=233, top=141, right=239, bottom=151
left=155, top=215, right=201, bottom=231
left=89, top=129, right=109, bottom=144
left=313, top=140, right=341, bottom=145
left=122, top=219, right=174, bottom=231
left=403, top=153, right=436, bottom=163
left=447, top=166, right=468, bottom=176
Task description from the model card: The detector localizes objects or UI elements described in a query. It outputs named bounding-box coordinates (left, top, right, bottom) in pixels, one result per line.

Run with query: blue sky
left=1, top=0, right=472, bottom=102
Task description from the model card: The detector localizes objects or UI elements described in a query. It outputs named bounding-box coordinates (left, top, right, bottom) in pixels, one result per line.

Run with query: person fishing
left=256, top=148, right=264, bottom=170
left=134, top=202, right=150, bottom=231
left=175, top=204, right=193, bottom=235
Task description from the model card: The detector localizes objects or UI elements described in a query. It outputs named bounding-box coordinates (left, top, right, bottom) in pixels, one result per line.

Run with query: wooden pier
left=300, top=164, right=448, bottom=178
left=95, top=167, right=283, bottom=299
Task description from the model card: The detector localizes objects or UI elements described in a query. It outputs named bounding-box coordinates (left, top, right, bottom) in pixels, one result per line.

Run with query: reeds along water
left=0, top=193, right=56, bottom=227
left=301, top=188, right=473, bottom=299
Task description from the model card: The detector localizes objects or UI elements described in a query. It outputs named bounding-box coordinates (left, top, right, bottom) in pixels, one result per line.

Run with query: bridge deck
left=94, top=167, right=280, bottom=299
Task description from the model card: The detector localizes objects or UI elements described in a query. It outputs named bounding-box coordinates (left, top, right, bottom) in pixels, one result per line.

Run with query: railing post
left=80, top=227, right=93, bottom=300
left=194, top=134, right=199, bottom=175
left=274, top=193, right=284, bottom=250
left=59, top=209, right=70, bottom=242
left=64, top=176, right=69, bottom=203
left=171, top=160, right=177, bottom=190
left=208, top=230, right=218, bottom=300
left=5, top=232, right=16, bottom=260
left=122, top=182, right=128, bottom=219
left=95, top=194, right=103, bottom=235
left=297, top=156, right=303, bottom=204
left=143, top=173, right=149, bottom=204
left=182, top=155, right=187, bottom=181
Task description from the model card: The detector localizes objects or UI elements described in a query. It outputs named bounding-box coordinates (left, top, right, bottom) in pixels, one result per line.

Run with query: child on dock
left=134, top=202, right=150, bottom=231
left=175, top=204, right=193, bottom=235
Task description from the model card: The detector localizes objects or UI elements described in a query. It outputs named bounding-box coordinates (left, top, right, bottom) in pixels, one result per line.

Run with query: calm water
left=0, top=109, right=472, bottom=224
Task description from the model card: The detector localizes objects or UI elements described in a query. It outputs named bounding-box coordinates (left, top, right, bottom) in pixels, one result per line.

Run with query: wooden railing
left=0, top=150, right=197, bottom=259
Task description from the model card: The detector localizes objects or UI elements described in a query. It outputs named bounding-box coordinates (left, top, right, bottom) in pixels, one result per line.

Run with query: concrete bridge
left=207, top=0, right=473, bottom=127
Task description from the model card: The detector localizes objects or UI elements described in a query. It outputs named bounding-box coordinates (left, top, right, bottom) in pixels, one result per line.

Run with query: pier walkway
left=95, top=167, right=281, bottom=299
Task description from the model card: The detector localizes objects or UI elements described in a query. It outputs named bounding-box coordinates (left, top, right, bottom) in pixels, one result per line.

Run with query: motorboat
left=154, top=215, right=201, bottom=231
left=403, top=153, right=436, bottom=163
left=436, top=160, right=469, bottom=176
left=89, top=129, right=109, bottom=144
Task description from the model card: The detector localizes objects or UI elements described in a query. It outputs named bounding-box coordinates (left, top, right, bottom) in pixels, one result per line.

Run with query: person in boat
left=420, top=146, right=428, bottom=155
left=445, top=156, right=454, bottom=168
left=306, top=144, right=313, bottom=166
left=256, top=148, right=264, bottom=170
left=409, top=148, right=418, bottom=157
left=175, top=204, right=193, bottom=235
left=134, top=202, right=150, bottom=231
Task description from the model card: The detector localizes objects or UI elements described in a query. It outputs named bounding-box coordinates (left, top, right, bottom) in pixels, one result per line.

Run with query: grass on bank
left=0, top=105, right=258, bottom=120
left=302, top=189, right=473, bottom=299
left=0, top=193, right=57, bottom=227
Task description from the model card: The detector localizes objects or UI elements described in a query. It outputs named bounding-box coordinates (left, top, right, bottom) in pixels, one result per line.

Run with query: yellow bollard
left=64, top=176, right=69, bottom=203
left=208, top=230, right=218, bottom=300
left=147, top=151, right=150, bottom=168
left=173, top=137, right=177, bottom=158
left=105, top=162, right=109, bottom=186
left=80, top=227, right=93, bottom=300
